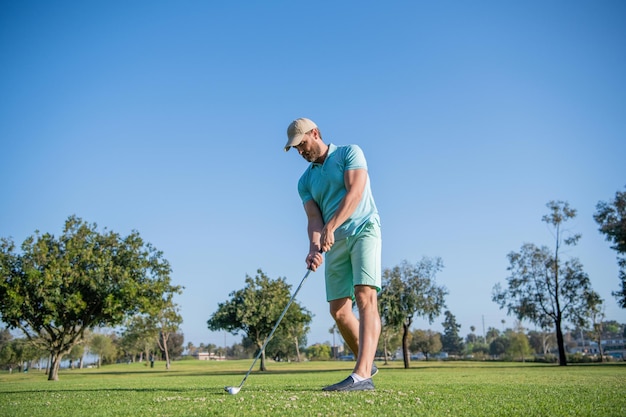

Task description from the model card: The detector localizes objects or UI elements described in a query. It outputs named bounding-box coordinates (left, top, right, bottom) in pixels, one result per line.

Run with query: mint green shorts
left=325, top=219, right=382, bottom=302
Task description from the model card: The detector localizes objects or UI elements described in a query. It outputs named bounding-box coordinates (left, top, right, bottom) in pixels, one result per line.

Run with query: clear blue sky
left=1, top=1, right=625, bottom=348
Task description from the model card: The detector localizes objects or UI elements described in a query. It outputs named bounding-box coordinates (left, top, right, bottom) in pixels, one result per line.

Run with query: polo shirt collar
left=312, top=143, right=337, bottom=167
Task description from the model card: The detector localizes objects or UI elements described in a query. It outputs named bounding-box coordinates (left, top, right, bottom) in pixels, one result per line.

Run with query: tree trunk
left=383, top=334, right=389, bottom=365
left=294, top=336, right=301, bottom=362
left=555, top=318, right=567, bottom=366
left=542, top=332, right=550, bottom=355
left=597, top=334, right=604, bottom=362
left=162, top=332, right=171, bottom=370
left=402, top=323, right=410, bottom=369
left=48, top=352, right=63, bottom=381
left=260, top=348, right=267, bottom=371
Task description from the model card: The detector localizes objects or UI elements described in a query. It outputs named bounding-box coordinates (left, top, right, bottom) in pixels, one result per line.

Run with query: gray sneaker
left=371, top=363, right=378, bottom=377
left=322, top=376, right=375, bottom=392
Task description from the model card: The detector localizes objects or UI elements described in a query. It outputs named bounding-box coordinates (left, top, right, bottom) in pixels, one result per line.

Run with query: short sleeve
left=344, top=145, right=368, bottom=170
left=298, top=171, right=313, bottom=204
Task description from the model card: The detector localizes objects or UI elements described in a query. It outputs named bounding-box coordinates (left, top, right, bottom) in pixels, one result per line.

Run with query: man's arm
left=304, top=199, right=324, bottom=270
left=320, top=168, right=368, bottom=252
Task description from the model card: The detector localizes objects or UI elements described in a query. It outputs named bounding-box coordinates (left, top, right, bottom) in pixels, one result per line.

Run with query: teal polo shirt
left=298, top=143, right=379, bottom=240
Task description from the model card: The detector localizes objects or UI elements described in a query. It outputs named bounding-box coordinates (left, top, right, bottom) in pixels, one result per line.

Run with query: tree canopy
left=493, top=201, right=597, bottom=366
left=378, top=258, right=447, bottom=368
left=207, top=269, right=312, bottom=371
left=594, top=186, right=626, bottom=308
left=410, top=329, right=442, bottom=360
left=441, top=310, right=464, bottom=356
left=0, top=215, right=182, bottom=380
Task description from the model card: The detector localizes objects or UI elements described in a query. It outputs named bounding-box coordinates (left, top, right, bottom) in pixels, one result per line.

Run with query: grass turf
left=0, top=360, right=624, bottom=416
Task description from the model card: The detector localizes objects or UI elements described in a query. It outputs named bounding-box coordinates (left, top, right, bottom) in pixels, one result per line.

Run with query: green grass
left=1, top=360, right=624, bottom=416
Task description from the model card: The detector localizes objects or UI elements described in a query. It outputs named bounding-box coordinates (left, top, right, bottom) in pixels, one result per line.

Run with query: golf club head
left=225, top=386, right=241, bottom=395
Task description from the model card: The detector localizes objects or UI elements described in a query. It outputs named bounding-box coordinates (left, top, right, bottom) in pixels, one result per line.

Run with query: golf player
left=284, top=117, right=382, bottom=391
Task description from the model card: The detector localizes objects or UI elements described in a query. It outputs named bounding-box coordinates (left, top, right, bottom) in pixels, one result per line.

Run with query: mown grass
left=0, top=360, right=624, bottom=416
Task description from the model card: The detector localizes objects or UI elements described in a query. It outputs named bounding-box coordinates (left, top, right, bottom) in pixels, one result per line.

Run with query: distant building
left=192, top=352, right=226, bottom=361
left=571, top=336, right=625, bottom=359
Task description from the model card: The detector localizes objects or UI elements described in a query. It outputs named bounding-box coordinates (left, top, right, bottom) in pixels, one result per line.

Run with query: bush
left=533, top=354, right=558, bottom=364
left=567, top=353, right=594, bottom=363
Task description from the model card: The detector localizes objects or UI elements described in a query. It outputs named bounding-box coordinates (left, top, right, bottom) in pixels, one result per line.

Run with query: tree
left=165, top=332, right=185, bottom=361
left=0, top=216, right=182, bottom=380
left=306, top=343, right=331, bottom=360
left=493, top=201, right=597, bottom=366
left=441, top=310, right=464, bottom=356
left=378, top=323, right=402, bottom=365
left=154, top=300, right=183, bottom=370
left=466, top=325, right=479, bottom=344
left=507, top=323, right=533, bottom=362
left=120, top=315, right=159, bottom=363
left=465, top=325, right=487, bottom=357
left=379, top=258, right=447, bottom=369
left=583, top=291, right=605, bottom=361
left=602, top=320, right=622, bottom=336
left=486, top=327, right=500, bottom=344
left=489, top=336, right=510, bottom=359
left=89, top=333, right=117, bottom=368
left=266, top=305, right=311, bottom=362
left=594, top=187, right=626, bottom=308
left=67, top=343, right=85, bottom=369
left=226, top=342, right=246, bottom=359
left=378, top=281, right=399, bottom=365
left=410, top=329, right=442, bottom=360
left=207, top=269, right=312, bottom=371
left=0, top=329, right=15, bottom=370
left=528, top=329, right=556, bottom=355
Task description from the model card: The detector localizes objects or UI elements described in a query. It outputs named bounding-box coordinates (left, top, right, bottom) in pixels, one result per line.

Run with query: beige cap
left=284, top=118, right=317, bottom=151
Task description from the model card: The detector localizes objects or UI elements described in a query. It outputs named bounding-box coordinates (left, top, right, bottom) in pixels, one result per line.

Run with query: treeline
left=376, top=317, right=625, bottom=364
left=0, top=327, right=186, bottom=372
left=1, top=189, right=624, bottom=378
left=206, top=194, right=626, bottom=369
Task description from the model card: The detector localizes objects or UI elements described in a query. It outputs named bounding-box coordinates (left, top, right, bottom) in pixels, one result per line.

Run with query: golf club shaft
left=237, top=268, right=313, bottom=388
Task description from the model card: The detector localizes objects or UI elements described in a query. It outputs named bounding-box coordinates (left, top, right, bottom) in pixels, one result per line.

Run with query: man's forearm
left=308, top=218, right=324, bottom=252
left=324, top=189, right=362, bottom=235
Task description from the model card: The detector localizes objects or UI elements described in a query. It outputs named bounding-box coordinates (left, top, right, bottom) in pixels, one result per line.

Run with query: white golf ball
left=225, top=386, right=241, bottom=395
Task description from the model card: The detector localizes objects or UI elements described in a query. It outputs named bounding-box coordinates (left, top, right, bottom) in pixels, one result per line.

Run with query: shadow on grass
left=0, top=383, right=325, bottom=396
left=64, top=367, right=353, bottom=378
left=27, top=361, right=626, bottom=380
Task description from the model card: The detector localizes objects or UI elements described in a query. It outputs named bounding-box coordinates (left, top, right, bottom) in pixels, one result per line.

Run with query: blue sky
left=1, top=1, right=625, bottom=348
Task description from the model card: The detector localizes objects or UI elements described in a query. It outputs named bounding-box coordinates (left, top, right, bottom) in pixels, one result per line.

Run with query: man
left=284, top=117, right=382, bottom=391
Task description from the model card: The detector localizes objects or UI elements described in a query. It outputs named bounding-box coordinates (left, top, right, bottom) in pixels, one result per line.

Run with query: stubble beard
left=302, top=145, right=321, bottom=163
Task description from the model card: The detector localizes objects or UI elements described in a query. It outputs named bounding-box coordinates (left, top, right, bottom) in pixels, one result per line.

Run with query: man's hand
left=320, top=225, right=335, bottom=253
left=306, top=250, right=324, bottom=271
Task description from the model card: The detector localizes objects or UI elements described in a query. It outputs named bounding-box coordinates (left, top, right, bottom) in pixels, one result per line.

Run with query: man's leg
left=353, top=285, right=380, bottom=379
left=322, top=220, right=381, bottom=391
left=329, top=297, right=360, bottom=357
left=323, top=294, right=377, bottom=392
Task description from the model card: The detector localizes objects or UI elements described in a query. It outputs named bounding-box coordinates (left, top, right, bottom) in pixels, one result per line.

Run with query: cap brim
left=284, top=133, right=305, bottom=152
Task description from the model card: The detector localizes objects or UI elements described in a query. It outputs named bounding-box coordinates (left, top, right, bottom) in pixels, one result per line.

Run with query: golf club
left=224, top=267, right=314, bottom=395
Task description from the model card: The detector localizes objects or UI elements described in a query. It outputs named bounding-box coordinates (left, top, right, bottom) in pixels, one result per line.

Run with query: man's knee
left=329, top=297, right=352, bottom=321
left=354, top=285, right=378, bottom=309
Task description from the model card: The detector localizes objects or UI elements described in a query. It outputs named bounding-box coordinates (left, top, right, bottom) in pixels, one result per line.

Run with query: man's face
left=294, top=130, right=321, bottom=163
